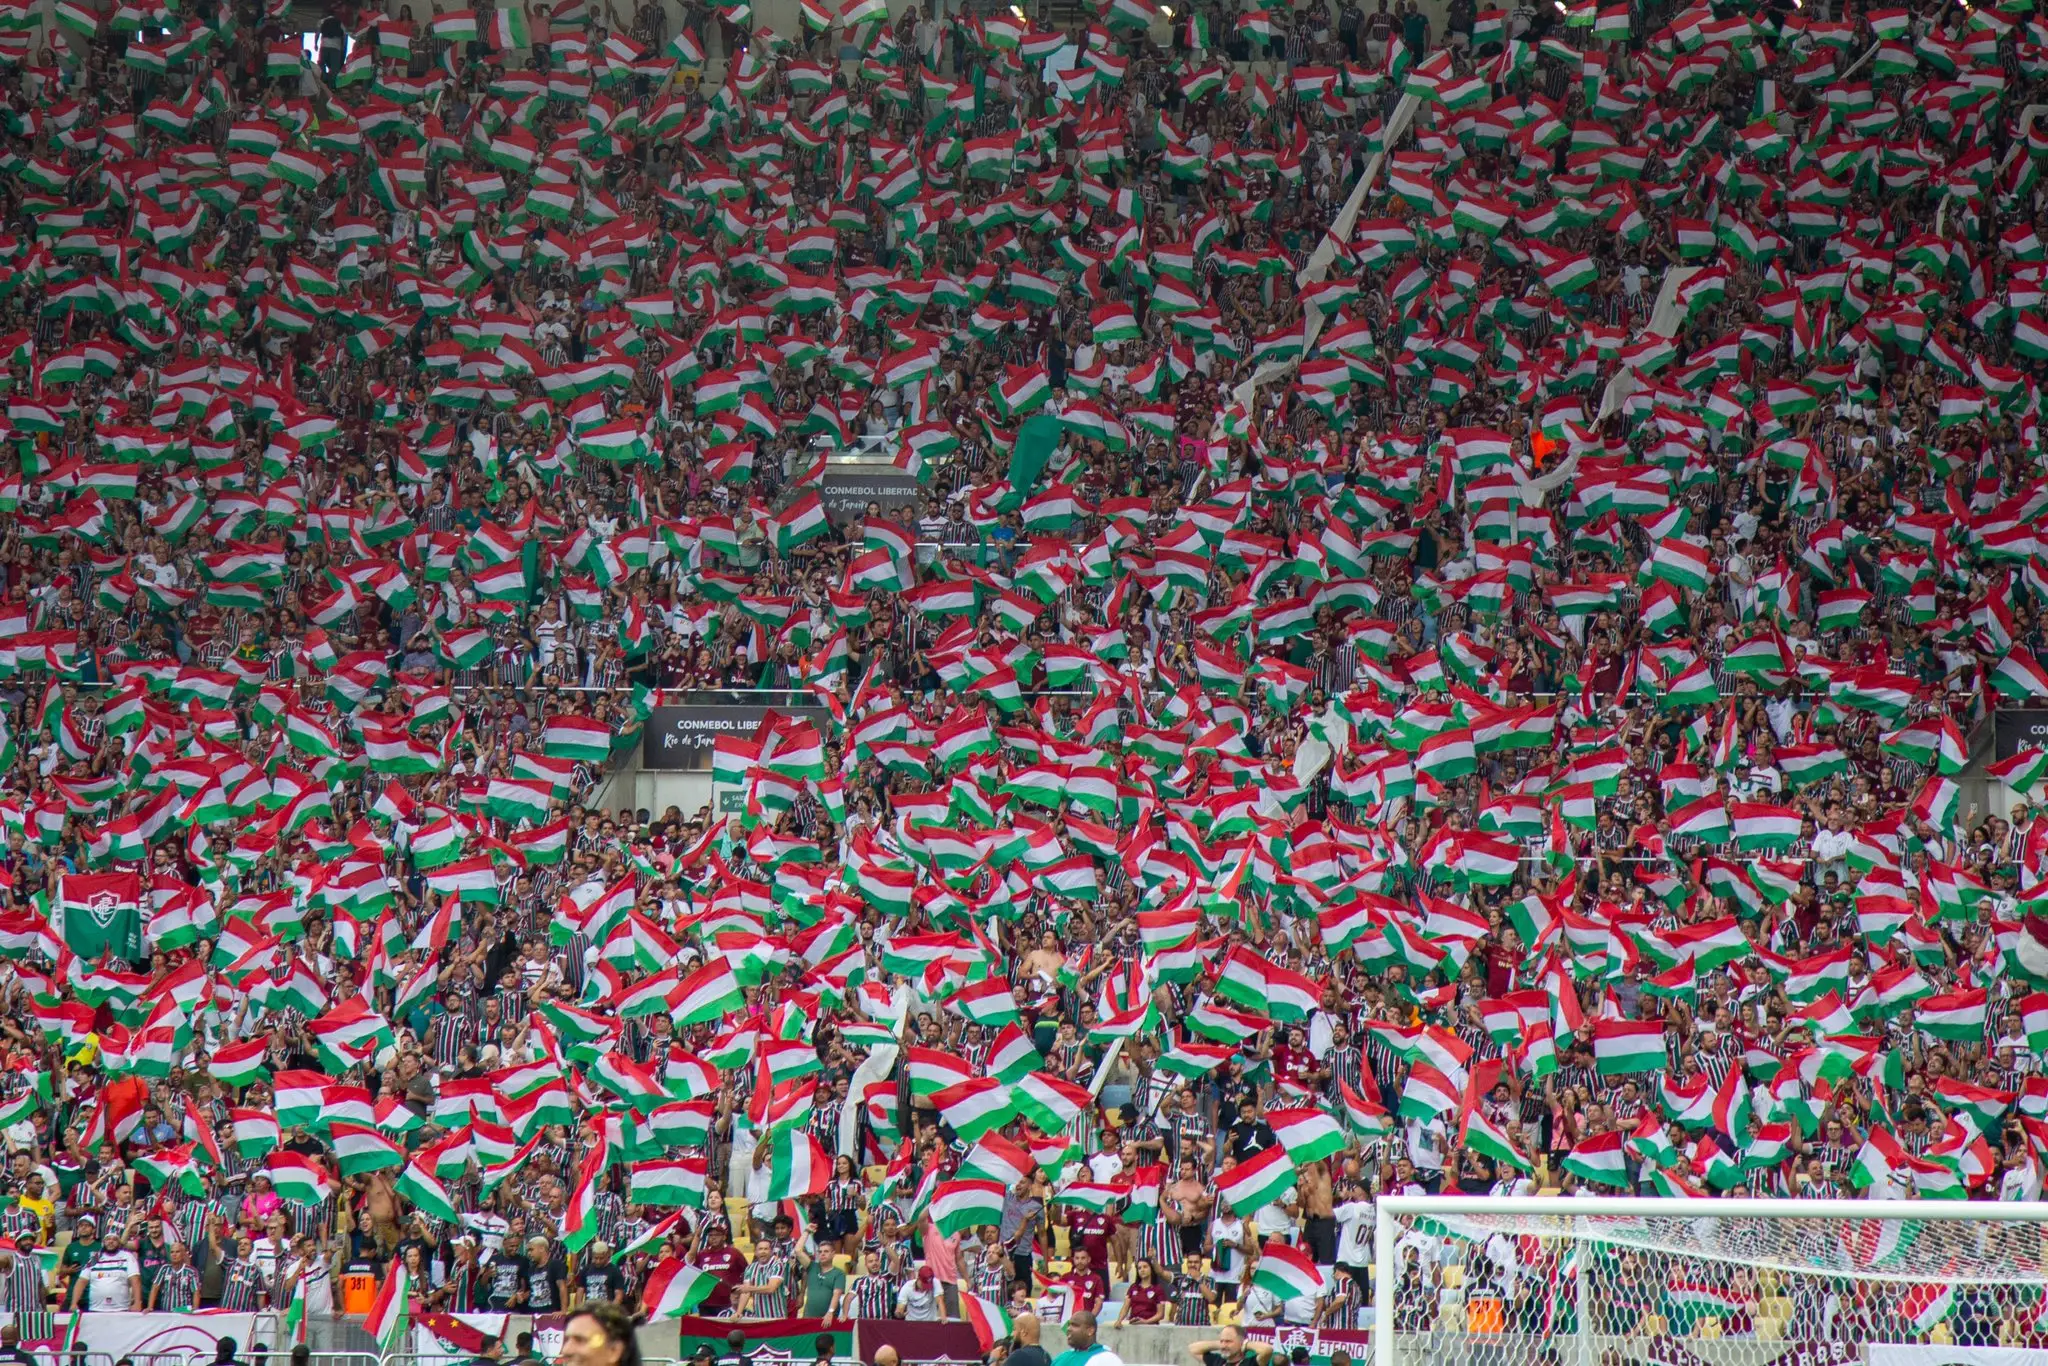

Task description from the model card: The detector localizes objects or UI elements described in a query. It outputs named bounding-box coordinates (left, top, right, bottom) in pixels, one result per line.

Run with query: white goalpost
left=1372, top=1197, right=2048, bottom=1366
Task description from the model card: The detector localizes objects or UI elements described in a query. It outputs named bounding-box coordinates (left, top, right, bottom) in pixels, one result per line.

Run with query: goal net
left=1370, top=1197, right=2048, bottom=1366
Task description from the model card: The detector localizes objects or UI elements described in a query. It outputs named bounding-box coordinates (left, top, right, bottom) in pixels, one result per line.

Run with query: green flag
left=56, top=871, right=143, bottom=963
left=1009, top=413, right=1062, bottom=495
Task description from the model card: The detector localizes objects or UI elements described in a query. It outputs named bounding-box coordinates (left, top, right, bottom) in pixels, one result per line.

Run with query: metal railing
left=383, top=1357, right=681, bottom=1366
left=43, top=1336, right=374, bottom=1366
left=119, top=1355, right=381, bottom=1366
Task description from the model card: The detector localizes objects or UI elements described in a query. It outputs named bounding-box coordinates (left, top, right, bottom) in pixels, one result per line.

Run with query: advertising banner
left=641, top=705, right=828, bottom=771
left=1995, top=709, right=2048, bottom=760
left=818, top=465, right=926, bottom=516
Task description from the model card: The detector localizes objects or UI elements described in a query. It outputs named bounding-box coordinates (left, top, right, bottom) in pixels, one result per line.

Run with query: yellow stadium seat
left=1640, top=1315, right=1668, bottom=1336
left=1441, top=1267, right=1464, bottom=1289
left=1754, top=1317, right=1784, bottom=1341
left=1696, top=1318, right=1722, bottom=1339
left=1931, top=1324, right=1954, bottom=1345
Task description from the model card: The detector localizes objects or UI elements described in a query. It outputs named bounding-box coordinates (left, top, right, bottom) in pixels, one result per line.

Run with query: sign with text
left=641, top=704, right=829, bottom=771
left=819, top=462, right=926, bottom=516
left=1995, top=708, right=2048, bottom=760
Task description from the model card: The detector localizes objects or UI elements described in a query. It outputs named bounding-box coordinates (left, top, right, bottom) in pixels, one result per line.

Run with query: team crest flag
left=57, top=871, right=143, bottom=962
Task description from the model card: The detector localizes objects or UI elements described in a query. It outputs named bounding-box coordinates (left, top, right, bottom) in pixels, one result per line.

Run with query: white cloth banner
left=414, top=1313, right=512, bottom=1362
left=1871, top=1347, right=2048, bottom=1366
left=37, top=1312, right=272, bottom=1366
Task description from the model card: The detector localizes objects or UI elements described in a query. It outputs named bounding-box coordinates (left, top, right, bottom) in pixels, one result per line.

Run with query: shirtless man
left=1021, top=929, right=1065, bottom=984
left=1164, top=1161, right=1214, bottom=1263
left=1297, top=1160, right=1337, bottom=1266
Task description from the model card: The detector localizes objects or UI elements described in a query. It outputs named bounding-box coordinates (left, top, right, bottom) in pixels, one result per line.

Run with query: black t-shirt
left=136, top=1238, right=170, bottom=1294
left=525, top=1255, right=567, bottom=1312
left=1202, top=1352, right=1253, bottom=1366
left=487, top=1256, right=528, bottom=1309
left=1008, top=1347, right=1051, bottom=1366
left=1227, top=1121, right=1278, bottom=1161
left=577, top=1262, right=624, bottom=1304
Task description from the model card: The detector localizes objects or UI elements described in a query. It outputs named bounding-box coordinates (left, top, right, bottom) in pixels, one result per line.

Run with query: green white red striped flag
left=364, top=1265, right=411, bottom=1351
left=761, top=1128, right=829, bottom=1199
left=963, top=1292, right=1013, bottom=1352
left=1250, top=1240, right=1326, bottom=1302
left=642, top=1257, right=719, bottom=1317
left=1214, top=1144, right=1295, bottom=1214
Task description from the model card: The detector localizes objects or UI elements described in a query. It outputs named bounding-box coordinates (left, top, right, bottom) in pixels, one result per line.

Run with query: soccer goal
left=1371, top=1196, right=2048, bottom=1366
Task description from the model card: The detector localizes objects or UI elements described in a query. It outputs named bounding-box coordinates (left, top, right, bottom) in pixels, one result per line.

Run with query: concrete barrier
left=1100, top=1324, right=1217, bottom=1364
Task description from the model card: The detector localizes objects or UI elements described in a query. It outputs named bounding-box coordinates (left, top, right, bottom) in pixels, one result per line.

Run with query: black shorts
left=1304, top=1216, right=1338, bottom=1266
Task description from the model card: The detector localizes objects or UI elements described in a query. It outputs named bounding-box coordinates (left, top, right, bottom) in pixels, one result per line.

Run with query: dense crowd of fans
left=0, top=0, right=2044, bottom=1344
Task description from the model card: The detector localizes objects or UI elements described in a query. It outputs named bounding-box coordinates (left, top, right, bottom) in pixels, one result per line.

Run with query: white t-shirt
left=1405, top=1117, right=1447, bottom=1171
left=1253, top=1188, right=1297, bottom=1240
left=81, top=1249, right=141, bottom=1310
left=896, top=1282, right=941, bottom=1320
left=1238, top=1283, right=1282, bottom=1324
left=293, top=1255, right=335, bottom=1314
left=1208, top=1214, right=1246, bottom=1284
left=1334, top=1200, right=1373, bottom=1268
left=251, top=1235, right=287, bottom=1281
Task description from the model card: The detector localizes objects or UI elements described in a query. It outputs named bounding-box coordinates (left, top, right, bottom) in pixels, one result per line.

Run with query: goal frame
left=1371, top=1195, right=2048, bottom=1366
